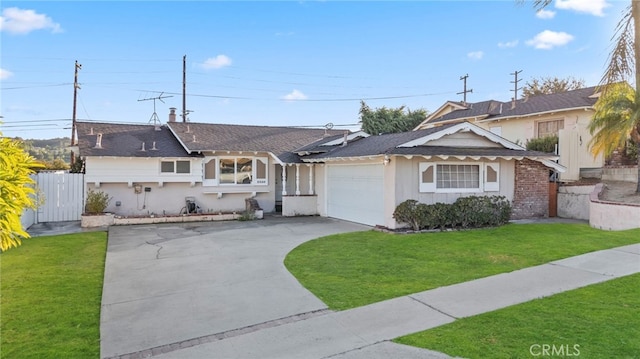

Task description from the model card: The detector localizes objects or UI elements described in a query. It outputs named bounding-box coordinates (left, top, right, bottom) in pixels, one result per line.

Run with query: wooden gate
left=36, top=172, right=84, bottom=222
left=549, top=181, right=558, bottom=217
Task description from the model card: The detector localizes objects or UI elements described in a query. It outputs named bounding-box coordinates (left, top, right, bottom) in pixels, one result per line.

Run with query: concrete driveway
left=100, top=216, right=370, bottom=358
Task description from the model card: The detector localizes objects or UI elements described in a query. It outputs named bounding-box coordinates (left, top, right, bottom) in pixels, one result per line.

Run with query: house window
left=437, top=164, right=480, bottom=189
left=419, top=162, right=500, bottom=193
left=217, top=157, right=268, bottom=186
left=537, top=119, right=564, bottom=138
left=160, top=160, right=191, bottom=174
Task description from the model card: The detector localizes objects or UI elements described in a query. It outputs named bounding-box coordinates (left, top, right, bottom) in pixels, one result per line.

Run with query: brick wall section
left=512, top=159, right=549, bottom=219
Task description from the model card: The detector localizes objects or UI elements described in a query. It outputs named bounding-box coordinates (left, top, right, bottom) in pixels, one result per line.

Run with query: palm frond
left=598, top=5, right=635, bottom=92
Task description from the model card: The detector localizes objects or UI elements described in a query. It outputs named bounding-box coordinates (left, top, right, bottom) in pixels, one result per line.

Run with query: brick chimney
left=169, top=107, right=177, bottom=122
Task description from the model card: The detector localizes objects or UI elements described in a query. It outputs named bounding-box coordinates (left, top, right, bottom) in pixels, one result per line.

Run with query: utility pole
left=457, top=74, right=473, bottom=105
left=71, top=60, right=82, bottom=166
left=510, top=70, right=523, bottom=101
left=182, top=55, right=187, bottom=122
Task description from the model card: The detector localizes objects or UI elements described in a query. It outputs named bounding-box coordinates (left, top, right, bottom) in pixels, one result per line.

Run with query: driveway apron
left=100, top=216, right=370, bottom=358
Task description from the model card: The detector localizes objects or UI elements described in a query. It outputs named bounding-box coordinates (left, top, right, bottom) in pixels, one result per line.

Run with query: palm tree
left=526, top=1, right=640, bottom=192
left=588, top=83, right=640, bottom=178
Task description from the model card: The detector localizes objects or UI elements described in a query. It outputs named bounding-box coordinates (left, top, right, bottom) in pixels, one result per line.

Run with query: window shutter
left=254, top=157, right=268, bottom=185
left=484, top=162, right=500, bottom=192
left=419, top=163, right=436, bottom=192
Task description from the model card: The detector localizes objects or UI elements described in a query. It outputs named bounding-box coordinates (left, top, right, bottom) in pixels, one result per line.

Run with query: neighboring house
left=414, top=86, right=604, bottom=181
left=76, top=119, right=563, bottom=229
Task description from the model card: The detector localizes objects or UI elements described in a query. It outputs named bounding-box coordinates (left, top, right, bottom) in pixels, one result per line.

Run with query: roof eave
left=478, top=106, right=594, bottom=123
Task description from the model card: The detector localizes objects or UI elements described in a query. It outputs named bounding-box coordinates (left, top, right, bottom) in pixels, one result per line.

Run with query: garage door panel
left=327, top=164, right=384, bottom=226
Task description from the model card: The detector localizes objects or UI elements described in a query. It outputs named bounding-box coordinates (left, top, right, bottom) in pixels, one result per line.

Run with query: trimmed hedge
left=393, top=196, right=512, bottom=231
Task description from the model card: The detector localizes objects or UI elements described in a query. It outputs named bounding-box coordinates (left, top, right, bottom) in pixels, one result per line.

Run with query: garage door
left=327, top=164, right=385, bottom=226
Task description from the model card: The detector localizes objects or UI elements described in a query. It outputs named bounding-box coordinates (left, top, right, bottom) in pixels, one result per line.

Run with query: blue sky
left=0, top=0, right=627, bottom=139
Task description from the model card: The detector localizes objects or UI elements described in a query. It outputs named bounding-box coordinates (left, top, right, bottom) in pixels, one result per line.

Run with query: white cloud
left=526, top=30, right=574, bottom=50
left=275, top=31, right=294, bottom=36
left=201, top=55, right=232, bottom=70
left=536, top=9, right=556, bottom=19
left=467, top=51, right=484, bottom=60
left=555, top=0, right=610, bottom=17
left=498, top=40, right=519, bottom=48
left=282, top=89, right=308, bottom=101
left=0, top=68, right=14, bottom=80
left=0, top=7, right=62, bottom=34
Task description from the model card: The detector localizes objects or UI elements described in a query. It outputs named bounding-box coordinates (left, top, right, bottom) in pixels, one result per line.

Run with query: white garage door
left=327, top=164, right=385, bottom=226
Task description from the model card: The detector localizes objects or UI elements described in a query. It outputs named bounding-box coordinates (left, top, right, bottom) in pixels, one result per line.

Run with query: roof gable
left=399, top=122, right=523, bottom=150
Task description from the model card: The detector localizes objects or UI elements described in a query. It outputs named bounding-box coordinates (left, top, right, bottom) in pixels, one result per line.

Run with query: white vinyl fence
left=21, top=172, right=85, bottom=230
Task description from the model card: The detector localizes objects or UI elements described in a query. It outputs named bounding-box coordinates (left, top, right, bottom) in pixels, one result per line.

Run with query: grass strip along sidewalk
left=285, top=223, right=640, bottom=310
left=395, top=273, right=640, bottom=358
left=1, top=232, right=107, bottom=359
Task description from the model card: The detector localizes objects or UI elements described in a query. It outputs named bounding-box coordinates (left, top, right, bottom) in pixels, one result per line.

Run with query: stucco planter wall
left=81, top=213, right=115, bottom=228
left=589, top=183, right=640, bottom=231
left=113, top=213, right=241, bottom=226
left=282, top=195, right=318, bottom=217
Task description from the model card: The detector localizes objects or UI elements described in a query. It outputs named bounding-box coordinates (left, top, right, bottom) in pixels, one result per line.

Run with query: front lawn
left=284, top=223, right=640, bottom=310
left=1, top=232, right=107, bottom=358
left=395, top=273, right=640, bottom=358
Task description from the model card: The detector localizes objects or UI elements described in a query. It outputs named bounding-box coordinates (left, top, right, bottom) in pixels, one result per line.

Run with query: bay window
left=203, top=156, right=268, bottom=186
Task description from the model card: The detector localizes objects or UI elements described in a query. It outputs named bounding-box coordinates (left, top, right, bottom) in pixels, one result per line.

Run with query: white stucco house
left=414, top=86, right=604, bottom=181
left=76, top=118, right=564, bottom=229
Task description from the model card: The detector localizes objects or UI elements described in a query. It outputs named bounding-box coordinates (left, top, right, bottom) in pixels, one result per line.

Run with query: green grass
left=1, top=232, right=107, bottom=359
left=284, top=223, right=640, bottom=310
left=395, top=273, right=640, bottom=359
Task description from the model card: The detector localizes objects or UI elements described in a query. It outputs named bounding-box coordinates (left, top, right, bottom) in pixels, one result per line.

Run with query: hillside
left=14, top=137, right=72, bottom=167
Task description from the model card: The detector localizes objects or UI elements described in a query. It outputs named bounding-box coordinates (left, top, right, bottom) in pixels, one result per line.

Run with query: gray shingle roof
left=76, top=122, right=197, bottom=158
left=167, top=122, right=343, bottom=161
left=307, top=124, right=456, bottom=159
left=430, top=86, right=598, bottom=124
left=306, top=122, right=557, bottom=160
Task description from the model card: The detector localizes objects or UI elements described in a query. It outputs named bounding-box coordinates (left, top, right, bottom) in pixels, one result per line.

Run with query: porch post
left=308, top=164, right=314, bottom=195
left=295, top=164, right=301, bottom=195
left=282, top=165, right=287, bottom=196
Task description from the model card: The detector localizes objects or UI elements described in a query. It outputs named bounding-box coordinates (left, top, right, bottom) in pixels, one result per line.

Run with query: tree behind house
left=522, top=76, right=585, bottom=98
left=359, top=101, right=428, bottom=135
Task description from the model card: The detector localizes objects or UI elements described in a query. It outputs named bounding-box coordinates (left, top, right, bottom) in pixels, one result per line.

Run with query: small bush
left=85, top=189, right=111, bottom=214
left=393, top=200, right=426, bottom=231
left=452, top=196, right=512, bottom=228
left=526, top=135, right=558, bottom=153
left=394, top=196, right=512, bottom=231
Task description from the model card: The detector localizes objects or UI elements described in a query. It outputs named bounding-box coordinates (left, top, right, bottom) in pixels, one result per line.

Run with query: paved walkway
left=97, top=217, right=640, bottom=359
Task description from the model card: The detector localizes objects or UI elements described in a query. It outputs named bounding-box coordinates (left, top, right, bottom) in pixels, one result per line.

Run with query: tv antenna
left=138, top=92, right=173, bottom=125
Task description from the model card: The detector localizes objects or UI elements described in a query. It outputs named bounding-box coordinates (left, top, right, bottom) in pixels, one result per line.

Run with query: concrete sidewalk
left=148, top=243, right=640, bottom=359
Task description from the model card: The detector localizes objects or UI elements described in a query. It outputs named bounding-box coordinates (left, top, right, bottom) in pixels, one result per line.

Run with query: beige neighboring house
left=414, top=86, right=605, bottom=181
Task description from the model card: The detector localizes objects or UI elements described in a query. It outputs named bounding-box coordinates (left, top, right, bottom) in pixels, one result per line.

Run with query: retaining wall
left=589, top=183, right=640, bottom=231
left=557, top=185, right=595, bottom=220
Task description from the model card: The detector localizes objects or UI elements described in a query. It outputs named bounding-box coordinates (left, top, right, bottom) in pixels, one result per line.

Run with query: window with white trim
left=160, top=160, right=191, bottom=174
left=204, top=156, right=268, bottom=186
left=437, top=164, right=480, bottom=190
left=419, top=162, right=500, bottom=193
